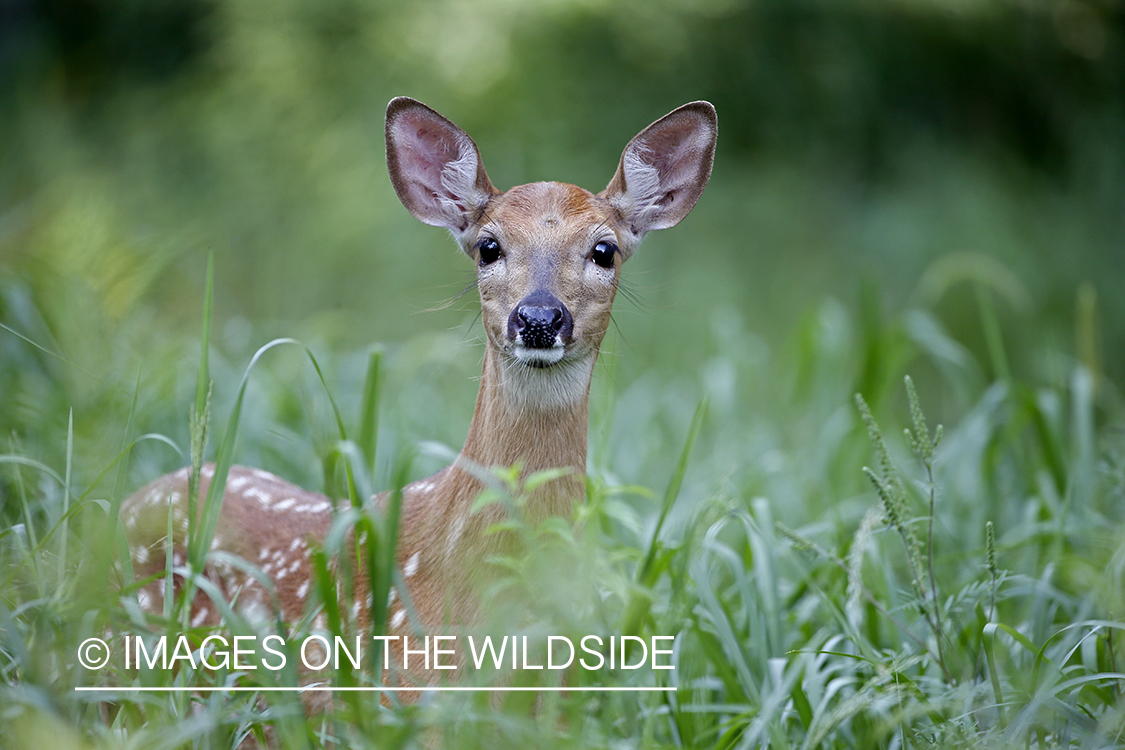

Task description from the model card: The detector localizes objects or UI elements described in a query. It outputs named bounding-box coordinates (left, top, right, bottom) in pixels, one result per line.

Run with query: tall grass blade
left=984, top=622, right=1008, bottom=723
left=0, top=322, right=129, bottom=396
left=88, top=367, right=146, bottom=597
left=639, top=398, right=707, bottom=587
left=975, top=282, right=1009, bottom=383
left=195, top=253, right=214, bottom=418
left=58, top=409, right=74, bottom=583
left=188, top=253, right=214, bottom=561
left=364, top=452, right=410, bottom=681
left=1075, top=282, right=1100, bottom=394
left=304, top=348, right=360, bottom=506
left=188, top=338, right=295, bottom=567
left=359, top=346, right=383, bottom=477
left=621, top=398, right=706, bottom=638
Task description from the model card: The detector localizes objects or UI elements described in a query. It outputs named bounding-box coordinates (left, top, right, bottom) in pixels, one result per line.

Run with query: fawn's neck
left=389, top=345, right=595, bottom=631
left=399, top=343, right=593, bottom=599
left=412, top=343, right=594, bottom=553
left=458, top=344, right=593, bottom=506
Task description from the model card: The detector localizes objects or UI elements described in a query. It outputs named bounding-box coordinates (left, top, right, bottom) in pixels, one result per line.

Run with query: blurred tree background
left=0, top=0, right=1122, bottom=460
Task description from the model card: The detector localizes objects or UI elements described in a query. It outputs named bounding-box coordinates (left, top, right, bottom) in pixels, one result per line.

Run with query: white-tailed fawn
left=121, top=97, right=717, bottom=691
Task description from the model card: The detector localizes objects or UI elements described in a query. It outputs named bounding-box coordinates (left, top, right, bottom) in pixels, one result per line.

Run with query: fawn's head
left=386, top=98, right=716, bottom=409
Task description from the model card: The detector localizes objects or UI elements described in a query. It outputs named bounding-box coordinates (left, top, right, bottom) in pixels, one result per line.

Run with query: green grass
left=1, top=265, right=1123, bottom=749
left=1, top=1, right=1123, bottom=745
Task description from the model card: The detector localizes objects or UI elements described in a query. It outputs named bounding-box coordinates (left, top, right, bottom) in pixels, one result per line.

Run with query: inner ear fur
left=601, top=101, right=717, bottom=242
left=385, top=97, right=497, bottom=237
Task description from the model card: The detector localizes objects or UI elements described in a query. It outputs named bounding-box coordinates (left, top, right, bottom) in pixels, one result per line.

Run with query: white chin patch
left=513, top=344, right=566, bottom=368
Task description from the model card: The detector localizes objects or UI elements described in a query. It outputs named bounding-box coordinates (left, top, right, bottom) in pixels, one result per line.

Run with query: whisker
left=417, top=273, right=479, bottom=313
left=460, top=309, right=484, bottom=343
left=615, top=278, right=648, bottom=310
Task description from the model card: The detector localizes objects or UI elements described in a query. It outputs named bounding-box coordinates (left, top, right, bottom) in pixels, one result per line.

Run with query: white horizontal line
left=75, top=686, right=675, bottom=693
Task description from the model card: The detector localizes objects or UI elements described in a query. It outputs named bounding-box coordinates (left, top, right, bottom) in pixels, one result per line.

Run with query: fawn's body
left=122, top=97, right=716, bottom=689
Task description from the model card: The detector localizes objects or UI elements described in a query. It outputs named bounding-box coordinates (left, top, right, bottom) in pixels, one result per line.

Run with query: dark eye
left=591, top=241, right=617, bottom=269
left=477, top=237, right=502, bottom=266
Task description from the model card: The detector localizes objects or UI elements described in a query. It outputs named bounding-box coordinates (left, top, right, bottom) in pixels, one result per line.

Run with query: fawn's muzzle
left=509, top=291, right=574, bottom=350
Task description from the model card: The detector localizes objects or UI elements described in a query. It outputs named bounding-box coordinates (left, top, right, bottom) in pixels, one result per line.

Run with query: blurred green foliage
left=2, top=3, right=1125, bottom=747
left=1, top=0, right=1122, bottom=541
left=2, top=0, right=1122, bottom=378
left=2, top=0, right=1122, bottom=587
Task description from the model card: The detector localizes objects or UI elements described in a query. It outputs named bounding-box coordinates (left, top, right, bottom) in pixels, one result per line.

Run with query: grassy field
left=1, top=250, right=1122, bottom=748
left=1, top=3, right=1123, bottom=746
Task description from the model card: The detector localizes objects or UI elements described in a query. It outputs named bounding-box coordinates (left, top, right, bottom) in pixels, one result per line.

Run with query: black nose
left=508, top=290, right=573, bottom=349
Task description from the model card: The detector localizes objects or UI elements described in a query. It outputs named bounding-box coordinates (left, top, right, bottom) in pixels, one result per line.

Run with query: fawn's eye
left=591, top=241, right=617, bottom=269
left=477, top=237, right=502, bottom=266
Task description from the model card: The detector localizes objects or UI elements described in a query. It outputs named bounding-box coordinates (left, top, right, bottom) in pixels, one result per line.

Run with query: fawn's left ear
left=386, top=97, right=498, bottom=241
left=601, top=101, right=717, bottom=248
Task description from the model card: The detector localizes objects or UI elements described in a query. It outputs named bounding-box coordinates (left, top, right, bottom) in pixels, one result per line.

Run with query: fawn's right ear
left=386, top=97, right=497, bottom=240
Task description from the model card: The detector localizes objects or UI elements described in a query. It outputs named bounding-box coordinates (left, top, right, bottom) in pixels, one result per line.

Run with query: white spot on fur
left=246, top=487, right=272, bottom=506
left=274, top=498, right=295, bottom=511
left=228, top=475, right=249, bottom=492
left=172, top=504, right=188, bottom=534
left=239, top=597, right=270, bottom=623
left=133, top=545, right=150, bottom=565
left=217, top=563, right=243, bottom=593
left=448, top=515, right=466, bottom=550
left=390, top=609, right=405, bottom=629
left=201, top=465, right=214, bottom=480
left=404, top=552, right=420, bottom=578
left=137, top=590, right=152, bottom=610
left=293, top=501, right=331, bottom=513
left=296, top=580, right=310, bottom=600
left=191, top=608, right=210, bottom=627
